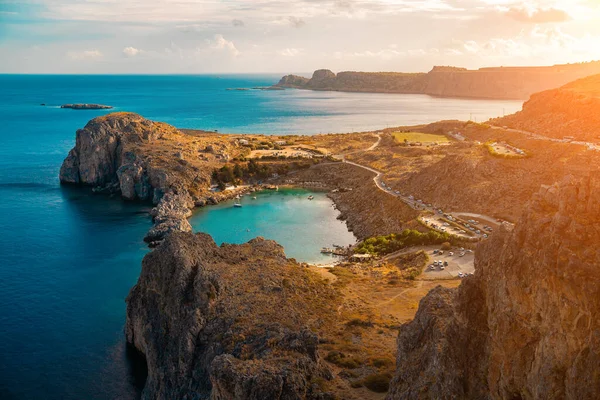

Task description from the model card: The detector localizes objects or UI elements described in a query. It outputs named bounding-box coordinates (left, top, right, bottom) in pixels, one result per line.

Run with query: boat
left=308, top=195, right=314, bottom=200
left=234, top=198, right=242, bottom=208
left=320, top=247, right=333, bottom=254
left=252, top=196, right=257, bottom=200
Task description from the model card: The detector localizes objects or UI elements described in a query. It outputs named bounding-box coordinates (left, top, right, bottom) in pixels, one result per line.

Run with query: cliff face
left=491, top=74, right=600, bottom=142
left=387, top=175, right=600, bottom=399
left=60, top=112, right=179, bottom=201
left=126, top=232, right=334, bottom=399
left=275, top=62, right=600, bottom=99
left=59, top=112, right=255, bottom=243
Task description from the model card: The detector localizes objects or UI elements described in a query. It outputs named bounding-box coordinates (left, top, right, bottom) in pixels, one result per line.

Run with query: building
left=274, top=140, right=287, bottom=146
left=238, top=139, right=249, bottom=145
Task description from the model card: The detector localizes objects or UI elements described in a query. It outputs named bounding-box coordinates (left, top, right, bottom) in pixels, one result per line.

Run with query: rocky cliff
left=59, top=112, right=251, bottom=243
left=126, top=232, right=335, bottom=399
left=275, top=61, right=600, bottom=99
left=387, top=175, right=600, bottom=399
left=491, top=74, right=600, bottom=142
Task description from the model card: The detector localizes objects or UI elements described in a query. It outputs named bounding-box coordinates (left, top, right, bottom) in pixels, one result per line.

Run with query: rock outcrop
left=61, top=103, right=113, bottom=110
left=275, top=61, right=600, bottom=100
left=491, top=73, right=600, bottom=142
left=60, top=112, right=172, bottom=199
left=126, top=232, right=334, bottom=399
left=387, top=175, right=600, bottom=399
left=60, top=112, right=214, bottom=243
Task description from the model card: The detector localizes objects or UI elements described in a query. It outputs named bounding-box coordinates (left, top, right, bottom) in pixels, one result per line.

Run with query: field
left=392, top=131, right=450, bottom=144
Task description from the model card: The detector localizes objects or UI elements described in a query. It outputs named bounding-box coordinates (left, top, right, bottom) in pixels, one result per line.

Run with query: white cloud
left=211, top=34, right=240, bottom=57
left=66, top=49, right=103, bottom=60
left=122, top=46, right=142, bottom=57
left=279, top=48, right=302, bottom=57
left=503, top=6, right=570, bottom=23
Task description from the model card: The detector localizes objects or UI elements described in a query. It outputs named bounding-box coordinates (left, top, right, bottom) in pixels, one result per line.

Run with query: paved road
left=490, top=125, right=600, bottom=151
left=334, top=132, right=494, bottom=240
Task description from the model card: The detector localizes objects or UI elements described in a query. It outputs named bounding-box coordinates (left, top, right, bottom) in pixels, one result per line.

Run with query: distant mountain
left=491, top=73, right=600, bottom=142
left=275, top=61, right=600, bottom=100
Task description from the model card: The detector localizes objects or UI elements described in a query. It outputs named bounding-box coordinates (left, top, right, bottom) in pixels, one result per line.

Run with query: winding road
left=334, top=132, right=498, bottom=240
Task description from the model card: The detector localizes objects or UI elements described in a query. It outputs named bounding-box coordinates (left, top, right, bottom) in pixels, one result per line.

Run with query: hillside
left=275, top=61, right=600, bottom=100
left=491, top=74, right=600, bottom=142
left=387, top=175, right=600, bottom=399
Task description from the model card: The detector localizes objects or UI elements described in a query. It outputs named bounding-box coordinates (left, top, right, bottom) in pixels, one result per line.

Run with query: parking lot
left=421, top=248, right=475, bottom=279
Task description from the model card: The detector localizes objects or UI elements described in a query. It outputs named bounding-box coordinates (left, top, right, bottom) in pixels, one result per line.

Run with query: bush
left=370, top=357, right=395, bottom=369
left=362, top=373, right=392, bottom=393
left=325, top=351, right=363, bottom=369
left=441, top=242, right=452, bottom=250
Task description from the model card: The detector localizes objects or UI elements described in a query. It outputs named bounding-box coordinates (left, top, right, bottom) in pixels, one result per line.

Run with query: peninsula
left=274, top=61, right=600, bottom=100
left=60, top=74, right=600, bottom=399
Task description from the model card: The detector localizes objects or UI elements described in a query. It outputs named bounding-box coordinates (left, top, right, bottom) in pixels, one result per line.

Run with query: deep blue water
left=0, top=74, right=523, bottom=399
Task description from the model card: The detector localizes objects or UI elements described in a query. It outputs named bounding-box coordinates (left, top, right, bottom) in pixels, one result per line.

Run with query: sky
left=1, top=0, right=600, bottom=74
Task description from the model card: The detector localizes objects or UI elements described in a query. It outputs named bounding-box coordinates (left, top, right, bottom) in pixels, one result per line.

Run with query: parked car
left=459, top=252, right=466, bottom=257
left=448, top=252, right=454, bottom=256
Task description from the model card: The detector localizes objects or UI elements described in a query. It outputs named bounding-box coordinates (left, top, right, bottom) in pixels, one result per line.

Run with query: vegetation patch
left=393, top=131, right=450, bottom=144
left=355, top=229, right=455, bottom=256
left=324, top=351, right=364, bottom=369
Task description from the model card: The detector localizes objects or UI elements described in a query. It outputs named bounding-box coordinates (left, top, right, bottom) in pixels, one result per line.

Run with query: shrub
left=325, top=351, right=363, bottom=369
left=441, top=242, right=452, bottom=250
left=370, top=357, right=395, bottom=369
left=362, top=373, right=392, bottom=393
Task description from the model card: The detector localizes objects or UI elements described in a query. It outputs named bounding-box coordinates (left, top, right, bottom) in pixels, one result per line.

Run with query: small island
left=61, top=103, right=113, bottom=110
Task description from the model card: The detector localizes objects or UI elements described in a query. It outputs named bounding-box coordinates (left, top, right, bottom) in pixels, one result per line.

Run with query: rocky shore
left=387, top=174, right=600, bottom=399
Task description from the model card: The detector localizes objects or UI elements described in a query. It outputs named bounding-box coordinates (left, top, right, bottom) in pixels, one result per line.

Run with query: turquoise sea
left=0, top=74, right=523, bottom=399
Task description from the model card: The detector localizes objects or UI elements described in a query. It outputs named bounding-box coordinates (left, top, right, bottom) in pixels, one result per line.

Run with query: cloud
left=504, top=6, right=571, bottom=23
left=288, top=16, right=306, bottom=28
left=279, top=48, right=302, bottom=57
left=232, top=19, right=244, bottom=27
left=211, top=34, right=240, bottom=57
left=67, top=49, right=103, bottom=60
left=122, top=46, right=142, bottom=57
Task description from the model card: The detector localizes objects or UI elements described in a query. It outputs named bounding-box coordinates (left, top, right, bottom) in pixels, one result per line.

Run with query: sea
left=0, top=74, right=523, bottom=399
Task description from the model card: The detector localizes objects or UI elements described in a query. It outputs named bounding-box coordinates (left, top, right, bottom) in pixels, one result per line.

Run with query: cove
left=189, top=188, right=356, bottom=265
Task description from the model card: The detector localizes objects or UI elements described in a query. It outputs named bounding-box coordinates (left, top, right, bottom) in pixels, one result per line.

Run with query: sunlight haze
left=2, top=0, right=600, bottom=73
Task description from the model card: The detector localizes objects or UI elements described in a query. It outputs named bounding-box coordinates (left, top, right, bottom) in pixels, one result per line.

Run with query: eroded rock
left=126, top=233, right=333, bottom=399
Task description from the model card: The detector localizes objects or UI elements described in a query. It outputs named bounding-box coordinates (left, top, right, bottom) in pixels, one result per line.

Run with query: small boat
left=320, top=247, right=333, bottom=254
left=308, top=195, right=314, bottom=200
left=252, top=196, right=257, bottom=200
left=234, top=199, right=242, bottom=208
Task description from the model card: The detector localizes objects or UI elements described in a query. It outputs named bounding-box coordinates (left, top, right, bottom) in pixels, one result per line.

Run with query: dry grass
left=393, top=131, right=450, bottom=144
